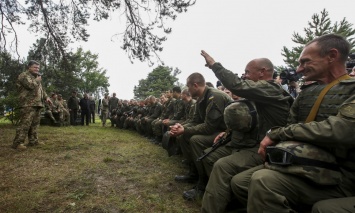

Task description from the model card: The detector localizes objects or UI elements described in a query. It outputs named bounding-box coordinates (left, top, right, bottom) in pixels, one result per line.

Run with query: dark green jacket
left=212, top=62, right=293, bottom=141
left=171, top=98, right=185, bottom=120
left=147, top=102, right=162, bottom=119
left=184, top=86, right=232, bottom=135
left=267, top=78, right=355, bottom=174
left=161, top=98, right=175, bottom=119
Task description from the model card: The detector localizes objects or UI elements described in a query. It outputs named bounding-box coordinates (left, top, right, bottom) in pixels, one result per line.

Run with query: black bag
left=162, top=131, right=181, bottom=157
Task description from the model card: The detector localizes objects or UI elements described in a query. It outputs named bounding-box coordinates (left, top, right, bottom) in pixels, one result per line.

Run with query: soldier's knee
left=250, top=169, right=276, bottom=186
left=190, top=135, right=201, bottom=143
left=311, top=201, right=324, bottom=213
left=230, top=174, right=244, bottom=196
left=213, top=158, right=225, bottom=170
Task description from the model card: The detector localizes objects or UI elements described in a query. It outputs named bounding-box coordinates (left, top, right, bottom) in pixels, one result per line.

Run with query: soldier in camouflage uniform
left=117, top=100, right=131, bottom=128
left=58, top=94, right=70, bottom=125
left=89, top=96, right=96, bottom=123
left=136, top=97, right=150, bottom=135
left=12, top=60, right=52, bottom=150
left=180, top=88, right=196, bottom=125
left=67, top=91, right=79, bottom=125
left=101, top=93, right=109, bottom=126
left=45, top=93, right=63, bottom=124
left=162, top=86, right=186, bottom=128
left=169, top=72, right=232, bottom=198
left=198, top=53, right=293, bottom=210
left=231, top=34, right=355, bottom=213
left=151, top=91, right=175, bottom=141
left=108, top=92, right=119, bottom=126
left=143, top=96, right=162, bottom=138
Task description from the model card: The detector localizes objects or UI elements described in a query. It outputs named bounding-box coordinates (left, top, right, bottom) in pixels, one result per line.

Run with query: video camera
left=346, top=53, right=355, bottom=72
left=280, top=68, right=301, bottom=85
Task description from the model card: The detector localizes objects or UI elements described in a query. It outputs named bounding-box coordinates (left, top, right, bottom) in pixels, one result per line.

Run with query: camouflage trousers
left=231, top=165, right=355, bottom=213
left=101, top=110, right=108, bottom=125
left=13, top=106, right=42, bottom=147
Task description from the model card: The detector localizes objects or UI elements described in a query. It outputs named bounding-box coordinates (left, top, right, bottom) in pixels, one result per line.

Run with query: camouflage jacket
left=160, top=98, right=175, bottom=119
left=58, top=99, right=68, bottom=110
left=212, top=62, right=293, bottom=141
left=101, top=98, right=109, bottom=111
left=183, top=86, right=232, bottom=135
left=147, top=102, right=162, bottom=119
left=16, top=70, right=48, bottom=108
left=109, top=97, right=119, bottom=111
left=171, top=98, right=185, bottom=120
left=181, top=99, right=196, bottom=125
left=267, top=77, right=355, bottom=174
left=49, top=97, right=62, bottom=112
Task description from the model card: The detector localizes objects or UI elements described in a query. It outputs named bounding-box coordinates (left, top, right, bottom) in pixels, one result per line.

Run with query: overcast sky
left=17, top=0, right=355, bottom=99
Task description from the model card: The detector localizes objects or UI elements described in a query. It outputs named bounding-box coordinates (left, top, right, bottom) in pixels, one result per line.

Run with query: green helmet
left=265, top=141, right=342, bottom=185
left=224, top=100, right=257, bottom=132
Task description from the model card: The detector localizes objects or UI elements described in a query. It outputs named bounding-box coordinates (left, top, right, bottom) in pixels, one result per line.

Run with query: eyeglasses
left=266, top=146, right=294, bottom=166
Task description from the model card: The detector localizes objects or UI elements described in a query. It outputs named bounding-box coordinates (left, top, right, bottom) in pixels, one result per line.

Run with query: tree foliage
left=282, top=9, right=355, bottom=69
left=0, top=0, right=195, bottom=65
left=133, top=66, right=181, bottom=99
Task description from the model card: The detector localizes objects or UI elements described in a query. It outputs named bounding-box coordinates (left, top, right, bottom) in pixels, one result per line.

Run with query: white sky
left=16, top=0, right=355, bottom=99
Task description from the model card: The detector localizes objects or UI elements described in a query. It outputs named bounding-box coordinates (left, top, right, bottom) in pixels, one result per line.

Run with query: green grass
left=0, top=118, right=200, bottom=212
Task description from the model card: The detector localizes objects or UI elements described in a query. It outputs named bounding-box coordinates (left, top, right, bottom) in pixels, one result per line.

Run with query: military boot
left=12, top=144, right=27, bottom=150
left=28, top=142, right=45, bottom=146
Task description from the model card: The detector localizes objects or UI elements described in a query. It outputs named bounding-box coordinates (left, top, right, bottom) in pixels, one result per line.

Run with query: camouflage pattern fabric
left=265, top=141, right=342, bottom=185
left=13, top=70, right=49, bottom=147
left=13, top=107, right=42, bottom=147
left=224, top=101, right=256, bottom=132
left=101, top=98, right=109, bottom=125
left=16, top=70, right=48, bottom=108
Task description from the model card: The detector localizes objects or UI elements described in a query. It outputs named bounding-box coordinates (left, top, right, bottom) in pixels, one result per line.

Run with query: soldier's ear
left=327, top=48, right=338, bottom=63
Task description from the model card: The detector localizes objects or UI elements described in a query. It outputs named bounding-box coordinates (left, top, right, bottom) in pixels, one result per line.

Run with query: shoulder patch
left=340, top=78, right=355, bottom=84
left=339, top=102, right=355, bottom=118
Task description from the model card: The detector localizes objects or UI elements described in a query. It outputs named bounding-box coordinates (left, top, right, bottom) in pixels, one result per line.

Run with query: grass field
left=0, top=118, right=201, bottom=213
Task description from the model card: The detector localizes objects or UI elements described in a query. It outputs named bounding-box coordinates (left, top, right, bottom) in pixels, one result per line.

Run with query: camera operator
left=279, top=68, right=301, bottom=98
left=350, top=66, right=355, bottom=77
left=346, top=53, right=355, bottom=74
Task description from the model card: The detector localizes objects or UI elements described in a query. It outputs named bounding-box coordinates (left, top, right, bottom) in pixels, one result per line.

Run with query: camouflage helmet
left=265, top=141, right=342, bottom=185
left=224, top=100, right=257, bottom=132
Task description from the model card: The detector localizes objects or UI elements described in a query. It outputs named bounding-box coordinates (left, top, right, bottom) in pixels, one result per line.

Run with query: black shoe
left=174, top=175, right=198, bottom=183
left=183, top=187, right=205, bottom=201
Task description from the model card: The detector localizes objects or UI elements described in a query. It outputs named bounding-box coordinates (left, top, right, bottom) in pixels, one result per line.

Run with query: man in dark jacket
left=67, top=91, right=79, bottom=125
left=79, top=93, right=91, bottom=126
left=89, top=96, right=96, bottom=123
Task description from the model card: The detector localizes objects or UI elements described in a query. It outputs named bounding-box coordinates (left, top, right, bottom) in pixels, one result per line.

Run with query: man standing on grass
left=12, top=60, right=52, bottom=150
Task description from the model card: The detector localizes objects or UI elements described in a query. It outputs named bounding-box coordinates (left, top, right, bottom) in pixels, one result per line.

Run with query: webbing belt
left=305, top=74, right=351, bottom=123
